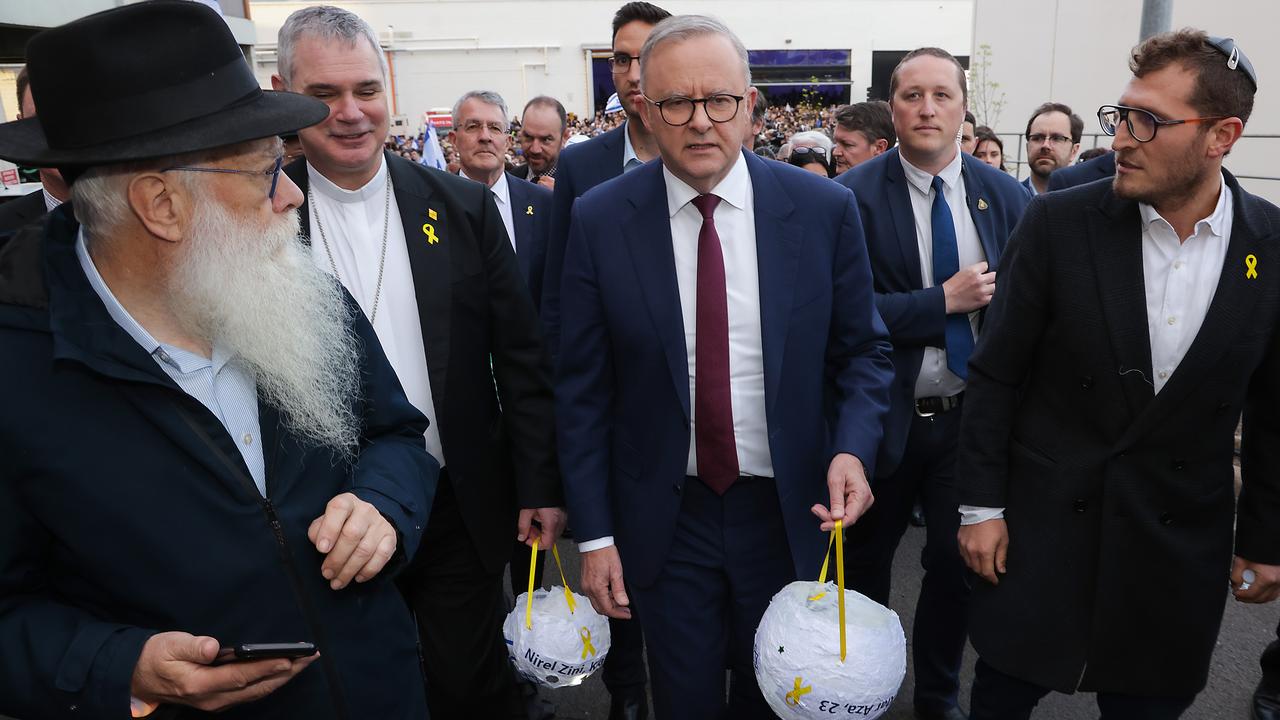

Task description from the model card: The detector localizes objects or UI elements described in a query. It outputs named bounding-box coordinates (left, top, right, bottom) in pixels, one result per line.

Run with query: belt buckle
left=914, top=401, right=936, bottom=418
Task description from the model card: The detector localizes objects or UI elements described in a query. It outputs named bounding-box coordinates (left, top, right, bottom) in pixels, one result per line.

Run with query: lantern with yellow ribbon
left=753, top=520, right=906, bottom=719
left=502, top=539, right=612, bottom=687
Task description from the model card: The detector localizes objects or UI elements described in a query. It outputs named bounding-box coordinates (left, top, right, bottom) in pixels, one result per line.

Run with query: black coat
left=0, top=206, right=439, bottom=719
left=0, top=189, right=48, bottom=242
left=957, top=170, right=1280, bottom=696
left=285, top=153, right=561, bottom=573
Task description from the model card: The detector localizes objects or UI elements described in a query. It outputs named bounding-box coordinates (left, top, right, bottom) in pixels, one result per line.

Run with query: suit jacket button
left=673, top=483, right=682, bottom=495
left=1171, top=459, right=1186, bottom=471
left=1080, top=375, right=1095, bottom=390
left=1073, top=499, right=1088, bottom=513
left=1159, top=512, right=1174, bottom=525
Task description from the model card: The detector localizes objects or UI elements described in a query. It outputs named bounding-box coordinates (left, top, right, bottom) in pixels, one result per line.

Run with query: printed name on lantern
left=813, top=696, right=895, bottom=715
left=522, top=648, right=606, bottom=676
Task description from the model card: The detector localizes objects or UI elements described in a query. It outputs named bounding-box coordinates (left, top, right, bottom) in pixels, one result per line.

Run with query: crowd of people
left=0, top=2, right=1275, bottom=720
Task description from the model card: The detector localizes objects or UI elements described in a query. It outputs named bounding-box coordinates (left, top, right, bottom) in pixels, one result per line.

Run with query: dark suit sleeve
left=828, top=194, right=896, bottom=473
left=540, top=157, right=577, bottom=363
left=554, top=203, right=615, bottom=542
left=957, top=196, right=1054, bottom=507
left=0, top=482, right=157, bottom=717
left=1237, top=326, right=1280, bottom=564
left=475, top=184, right=564, bottom=509
left=874, top=284, right=948, bottom=348
left=347, top=299, right=438, bottom=571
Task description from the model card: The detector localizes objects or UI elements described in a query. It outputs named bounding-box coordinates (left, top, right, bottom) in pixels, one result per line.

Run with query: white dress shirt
left=460, top=168, right=516, bottom=250
left=42, top=187, right=61, bottom=212
left=307, top=157, right=445, bottom=467
left=579, top=153, right=772, bottom=553
left=899, top=150, right=984, bottom=400
left=959, top=172, right=1234, bottom=526
left=622, top=120, right=644, bottom=173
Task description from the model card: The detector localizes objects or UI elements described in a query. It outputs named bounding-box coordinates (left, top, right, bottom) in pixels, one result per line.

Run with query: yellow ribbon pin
left=1246, top=254, right=1259, bottom=279
left=580, top=627, right=597, bottom=659
left=785, top=677, right=812, bottom=707
left=977, top=198, right=989, bottom=211
left=428, top=208, right=438, bottom=221
left=422, top=223, right=440, bottom=245
left=526, top=205, right=534, bottom=215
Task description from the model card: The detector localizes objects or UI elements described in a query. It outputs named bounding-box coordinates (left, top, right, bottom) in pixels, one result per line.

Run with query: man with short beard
left=0, top=3, right=438, bottom=719
left=957, top=30, right=1280, bottom=718
left=273, top=6, right=563, bottom=719
left=1020, top=101, right=1082, bottom=196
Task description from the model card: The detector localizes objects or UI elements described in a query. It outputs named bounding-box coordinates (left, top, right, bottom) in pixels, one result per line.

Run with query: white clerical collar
left=899, top=147, right=963, bottom=196
left=663, top=150, right=750, bottom=218
left=307, top=154, right=388, bottom=204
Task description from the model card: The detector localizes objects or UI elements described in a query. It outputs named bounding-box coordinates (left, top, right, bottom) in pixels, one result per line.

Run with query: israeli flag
left=420, top=124, right=447, bottom=170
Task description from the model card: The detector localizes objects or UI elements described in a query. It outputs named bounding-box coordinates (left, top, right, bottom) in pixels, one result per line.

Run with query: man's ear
left=1207, top=117, right=1245, bottom=159
left=271, top=74, right=288, bottom=92
left=127, top=172, right=188, bottom=244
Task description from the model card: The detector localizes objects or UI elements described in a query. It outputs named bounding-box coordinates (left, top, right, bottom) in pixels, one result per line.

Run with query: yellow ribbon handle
left=785, top=676, right=812, bottom=706
left=807, top=531, right=838, bottom=601
left=580, top=627, right=597, bottom=659
left=523, top=539, right=578, bottom=632
left=835, top=519, right=846, bottom=663
left=1247, top=254, right=1259, bottom=279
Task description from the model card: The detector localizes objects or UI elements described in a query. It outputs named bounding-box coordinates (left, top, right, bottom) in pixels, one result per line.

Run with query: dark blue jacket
left=506, top=172, right=553, bottom=309
left=557, top=151, right=894, bottom=586
left=836, top=148, right=1030, bottom=478
left=1047, top=151, right=1116, bottom=191
left=0, top=207, right=438, bottom=719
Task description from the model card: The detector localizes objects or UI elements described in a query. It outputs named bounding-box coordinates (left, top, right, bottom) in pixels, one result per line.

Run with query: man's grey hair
left=277, top=5, right=388, bottom=88
left=639, top=15, right=752, bottom=91
left=452, top=91, right=510, bottom=131
left=789, top=130, right=833, bottom=154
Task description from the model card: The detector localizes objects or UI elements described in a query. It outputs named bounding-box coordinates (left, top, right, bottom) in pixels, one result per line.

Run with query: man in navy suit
left=1047, top=149, right=1117, bottom=191
left=836, top=47, right=1030, bottom=720
left=558, top=16, right=893, bottom=718
left=451, top=90, right=553, bottom=307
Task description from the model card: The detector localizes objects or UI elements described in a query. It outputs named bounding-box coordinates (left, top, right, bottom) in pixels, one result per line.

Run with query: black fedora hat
left=0, top=0, right=328, bottom=168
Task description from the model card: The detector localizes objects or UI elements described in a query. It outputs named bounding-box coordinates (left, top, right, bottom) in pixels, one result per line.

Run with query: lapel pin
left=526, top=205, right=534, bottom=216
left=422, top=222, right=440, bottom=245
left=1246, top=254, right=1259, bottom=279
left=428, top=208, right=438, bottom=221
left=977, top=198, right=989, bottom=211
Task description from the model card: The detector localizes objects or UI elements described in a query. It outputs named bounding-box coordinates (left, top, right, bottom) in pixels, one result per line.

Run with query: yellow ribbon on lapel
left=1247, top=254, right=1259, bottom=279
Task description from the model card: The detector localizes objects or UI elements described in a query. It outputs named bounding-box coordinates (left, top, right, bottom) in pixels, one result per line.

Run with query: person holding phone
left=0, top=3, right=439, bottom=719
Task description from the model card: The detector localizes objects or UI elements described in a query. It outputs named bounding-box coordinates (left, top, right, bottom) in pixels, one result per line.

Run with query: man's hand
left=130, top=632, right=316, bottom=713
left=1231, top=556, right=1280, bottom=603
left=518, top=506, right=568, bottom=547
left=581, top=545, right=632, bottom=619
left=308, top=493, right=398, bottom=590
left=810, top=453, right=874, bottom=531
left=943, top=261, right=996, bottom=314
left=958, top=518, right=1008, bottom=585
left=535, top=175, right=555, bottom=190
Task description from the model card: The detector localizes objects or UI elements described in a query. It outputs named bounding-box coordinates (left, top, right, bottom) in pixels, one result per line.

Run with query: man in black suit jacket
left=0, top=65, right=70, bottom=238
left=957, top=30, right=1280, bottom=718
left=510, top=95, right=569, bottom=190
left=836, top=47, right=1029, bottom=720
left=274, top=8, right=563, bottom=719
left=1046, top=150, right=1116, bottom=191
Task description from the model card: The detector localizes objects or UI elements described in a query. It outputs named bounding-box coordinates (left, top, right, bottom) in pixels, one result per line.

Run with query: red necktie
left=691, top=194, right=738, bottom=495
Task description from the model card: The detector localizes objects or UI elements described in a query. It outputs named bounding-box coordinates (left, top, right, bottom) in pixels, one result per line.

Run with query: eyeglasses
left=1026, top=133, right=1073, bottom=146
left=162, top=155, right=285, bottom=199
left=1097, top=105, right=1226, bottom=144
left=790, top=146, right=829, bottom=160
left=609, top=53, right=641, bottom=72
left=644, top=93, right=745, bottom=126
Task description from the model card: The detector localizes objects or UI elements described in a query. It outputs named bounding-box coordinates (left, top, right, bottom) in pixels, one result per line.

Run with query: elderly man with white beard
left=0, top=3, right=438, bottom=720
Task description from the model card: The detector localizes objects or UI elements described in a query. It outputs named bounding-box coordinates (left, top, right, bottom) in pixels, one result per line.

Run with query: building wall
left=973, top=0, right=1280, bottom=202
left=248, top=0, right=973, bottom=125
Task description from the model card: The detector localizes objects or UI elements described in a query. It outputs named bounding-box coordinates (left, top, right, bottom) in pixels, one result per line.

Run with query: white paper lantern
left=504, top=585, right=611, bottom=688
left=754, top=580, right=906, bottom=719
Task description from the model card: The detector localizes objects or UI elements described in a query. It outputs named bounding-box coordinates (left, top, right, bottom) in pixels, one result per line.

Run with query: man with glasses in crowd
left=0, top=3, right=440, bottom=718
left=957, top=30, right=1280, bottom=719
left=1020, top=102, right=1082, bottom=196
left=557, top=15, right=893, bottom=717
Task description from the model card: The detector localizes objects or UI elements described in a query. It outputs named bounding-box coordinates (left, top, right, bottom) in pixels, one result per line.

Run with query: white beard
left=170, top=202, right=362, bottom=455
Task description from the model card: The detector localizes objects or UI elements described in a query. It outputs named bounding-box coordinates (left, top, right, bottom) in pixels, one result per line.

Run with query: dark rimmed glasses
left=161, top=155, right=285, bottom=199
left=644, top=93, right=745, bottom=126
left=609, top=53, right=642, bottom=72
left=1097, top=105, right=1227, bottom=144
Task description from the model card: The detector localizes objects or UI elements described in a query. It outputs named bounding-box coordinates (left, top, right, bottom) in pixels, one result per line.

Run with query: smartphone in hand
left=213, top=642, right=317, bottom=665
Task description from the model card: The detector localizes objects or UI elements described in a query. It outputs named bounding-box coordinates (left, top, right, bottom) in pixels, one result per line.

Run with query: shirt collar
left=899, top=147, right=963, bottom=196
left=1139, top=170, right=1232, bottom=239
left=663, top=150, right=750, bottom=219
left=622, top=121, right=642, bottom=171
left=307, top=153, right=388, bottom=204
left=75, top=230, right=227, bottom=374
left=489, top=170, right=510, bottom=205
left=42, top=187, right=62, bottom=213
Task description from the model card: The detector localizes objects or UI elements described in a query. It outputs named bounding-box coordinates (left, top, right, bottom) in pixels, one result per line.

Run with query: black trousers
left=970, top=659, right=1196, bottom=719
left=844, top=406, right=970, bottom=714
left=509, top=541, right=649, bottom=698
left=630, top=476, right=795, bottom=720
left=401, top=474, right=526, bottom=720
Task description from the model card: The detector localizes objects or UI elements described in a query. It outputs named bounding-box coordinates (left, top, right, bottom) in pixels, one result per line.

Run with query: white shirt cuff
left=577, top=536, right=615, bottom=553
left=959, top=505, right=1005, bottom=525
